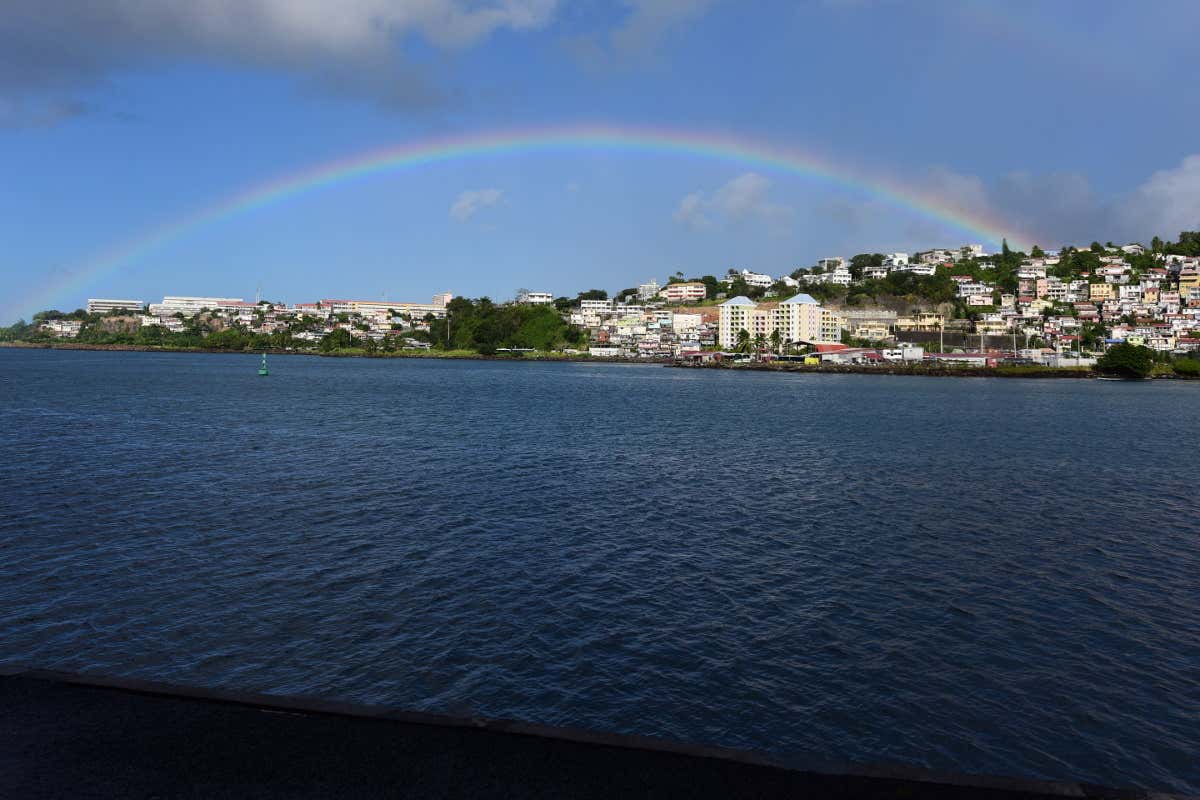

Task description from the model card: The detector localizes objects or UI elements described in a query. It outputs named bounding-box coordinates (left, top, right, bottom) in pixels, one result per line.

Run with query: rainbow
left=13, top=124, right=1034, bottom=318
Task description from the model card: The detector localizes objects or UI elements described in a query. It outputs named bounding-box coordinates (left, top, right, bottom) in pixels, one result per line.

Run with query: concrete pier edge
left=2, top=666, right=1191, bottom=798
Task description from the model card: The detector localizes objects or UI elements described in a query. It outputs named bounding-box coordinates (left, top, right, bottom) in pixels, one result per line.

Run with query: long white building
left=147, top=296, right=248, bottom=316
left=87, top=298, right=143, bottom=314
left=319, top=293, right=453, bottom=318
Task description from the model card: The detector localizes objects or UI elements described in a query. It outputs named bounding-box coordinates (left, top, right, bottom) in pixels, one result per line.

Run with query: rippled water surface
left=1, top=349, right=1197, bottom=792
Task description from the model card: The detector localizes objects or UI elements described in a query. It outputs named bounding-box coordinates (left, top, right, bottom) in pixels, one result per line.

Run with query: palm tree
left=753, top=332, right=767, bottom=356
left=769, top=328, right=782, bottom=355
left=736, top=328, right=751, bottom=354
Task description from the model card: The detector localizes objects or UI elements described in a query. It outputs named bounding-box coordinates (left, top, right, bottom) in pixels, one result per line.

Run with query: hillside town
left=14, top=236, right=1200, bottom=368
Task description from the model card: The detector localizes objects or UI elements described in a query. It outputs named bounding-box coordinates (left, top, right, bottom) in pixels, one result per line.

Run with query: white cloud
left=672, top=190, right=711, bottom=228
left=870, top=155, right=1200, bottom=250
left=564, top=0, right=718, bottom=69
left=610, top=0, right=717, bottom=54
left=0, top=0, right=559, bottom=117
left=674, top=172, right=792, bottom=231
left=712, top=172, right=789, bottom=220
left=450, top=188, right=504, bottom=222
left=1118, top=155, right=1200, bottom=240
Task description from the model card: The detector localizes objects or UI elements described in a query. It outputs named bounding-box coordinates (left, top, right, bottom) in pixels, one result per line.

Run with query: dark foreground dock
left=0, top=669, right=1186, bottom=799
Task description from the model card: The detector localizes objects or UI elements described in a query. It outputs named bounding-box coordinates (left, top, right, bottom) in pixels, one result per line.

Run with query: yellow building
left=851, top=323, right=891, bottom=341
left=719, top=293, right=835, bottom=349
left=821, top=309, right=844, bottom=342
left=1179, top=269, right=1200, bottom=299
left=1088, top=283, right=1114, bottom=301
left=976, top=319, right=1008, bottom=335
left=895, top=312, right=944, bottom=331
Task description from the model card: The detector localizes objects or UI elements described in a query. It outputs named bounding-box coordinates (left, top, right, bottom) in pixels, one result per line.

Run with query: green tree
left=727, top=277, right=752, bottom=298
left=848, top=253, right=883, bottom=281
left=204, top=328, right=250, bottom=350
left=1172, top=359, right=1200, bottom=377
left=1167, top=231, right=1200, bottom=257
left=753, top=332, right=767, bottom=355
left=769, top=328, right=782, bottom=354
left=735, top=328, right=751, bottom=354
left=319, top=328, right=352, bottom=352
left=1030, top=244, right=1045, bottom=258
left=1096, top=342, right=1153, bottom=379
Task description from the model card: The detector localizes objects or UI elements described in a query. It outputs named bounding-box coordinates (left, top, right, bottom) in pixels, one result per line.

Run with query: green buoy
left=258, top=353, right=269, bottom=376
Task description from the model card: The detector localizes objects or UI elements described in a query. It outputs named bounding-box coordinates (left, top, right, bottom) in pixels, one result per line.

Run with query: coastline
left=0, top=340, right=667, bottom=366
left=670, top=362, right=1099, bottom=379
left=5, top=341, right=1195, bottom=380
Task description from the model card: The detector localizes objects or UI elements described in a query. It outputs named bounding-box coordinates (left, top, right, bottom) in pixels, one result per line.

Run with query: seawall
left=2, top=669, right=1190, bottom=799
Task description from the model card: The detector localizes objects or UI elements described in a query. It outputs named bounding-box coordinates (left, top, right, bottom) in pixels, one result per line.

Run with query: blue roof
left=721, top=296, right=757, bottom=307
left=780, top=293, right=819, bottom=305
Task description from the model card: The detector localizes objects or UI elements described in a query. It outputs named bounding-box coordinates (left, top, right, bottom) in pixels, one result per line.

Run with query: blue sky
left=3, top=0, right=1200, bottom=322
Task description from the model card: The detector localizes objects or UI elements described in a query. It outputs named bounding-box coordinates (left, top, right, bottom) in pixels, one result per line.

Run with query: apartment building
left=319, top=294, right=454, bottom=318
left=659, top=282, right=707, bottom=303
left=776, top=293, right=827, bottom=343
left=86, top=298, right=144, bottom=314
left=718, top=293, right=836, bottom=348
left=147, top=296, right=248, bottom=316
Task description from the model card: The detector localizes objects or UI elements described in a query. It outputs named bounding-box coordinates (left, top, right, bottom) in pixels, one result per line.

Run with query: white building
left=864, top=265, right=891, bottom=280
left=148, top=296, right=247, bottom=316
left=955, top=281, right=992, bottom=298
left=816, top=257, right=846, bottom=272
left=637, top=280, right=661, bottom=301
left=883, top=252, right=910, bottom=266
left=580, top=299, right=614, bottom=314
left=41, top=319, right=83, bottom=337
left=805, top=266, right=853, bottom=286
left=917, top=249, right=954, bottom=264
left=515, top=290, right=554, bottom=305
left=87, top=298, right=143, bottom=314
left=732, top=269, right=775, bottom=289
left=321, top=298, right=442, bottom=318
left=892, top=263, right=936, bottom=277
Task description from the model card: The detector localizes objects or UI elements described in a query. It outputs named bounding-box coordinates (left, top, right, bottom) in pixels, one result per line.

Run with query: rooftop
left=721, top=295, right=756, bottom=307
left=780, top=293, right=819, bottom=305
